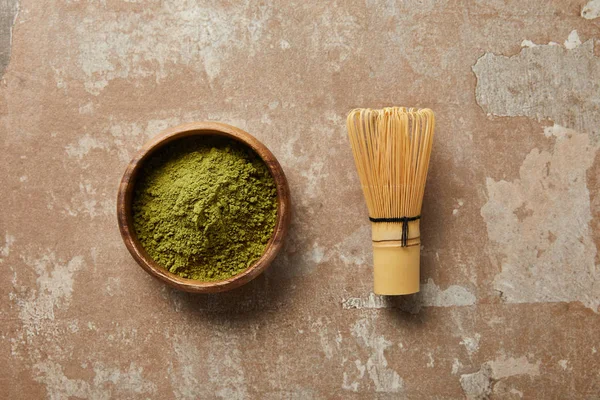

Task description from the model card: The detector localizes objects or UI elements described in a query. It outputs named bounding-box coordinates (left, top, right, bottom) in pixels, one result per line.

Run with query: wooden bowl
left=117, top=121, right=291, bottom=293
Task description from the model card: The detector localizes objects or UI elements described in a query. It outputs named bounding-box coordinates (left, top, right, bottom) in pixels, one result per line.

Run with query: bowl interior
left=117, top=122, right=290, bottom=293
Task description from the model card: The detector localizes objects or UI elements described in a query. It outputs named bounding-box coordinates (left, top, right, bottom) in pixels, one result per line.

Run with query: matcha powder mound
left=132, top=137, right=278, bottom=281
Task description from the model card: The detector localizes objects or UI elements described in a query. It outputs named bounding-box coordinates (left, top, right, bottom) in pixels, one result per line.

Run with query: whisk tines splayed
left=346, top=107, right=435, bottom=295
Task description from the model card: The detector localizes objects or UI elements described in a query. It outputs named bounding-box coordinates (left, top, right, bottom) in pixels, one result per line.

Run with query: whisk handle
left=371, top=221, right=421, bottom=295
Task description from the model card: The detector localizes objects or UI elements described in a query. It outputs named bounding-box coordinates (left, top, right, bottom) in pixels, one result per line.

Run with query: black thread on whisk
left=368, top=215, right=421, bottom=247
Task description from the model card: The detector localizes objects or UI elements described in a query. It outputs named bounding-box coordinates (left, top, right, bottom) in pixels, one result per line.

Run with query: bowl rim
left=116, top=121, right=291, bottom=293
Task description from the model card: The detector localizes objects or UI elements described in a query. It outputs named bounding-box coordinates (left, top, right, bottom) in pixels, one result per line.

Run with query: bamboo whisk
left=347, top=107, right=435, bottom=295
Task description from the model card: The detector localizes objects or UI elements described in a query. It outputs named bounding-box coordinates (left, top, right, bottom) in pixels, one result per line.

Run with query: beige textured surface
left=1, top=1, right=600, bottom=399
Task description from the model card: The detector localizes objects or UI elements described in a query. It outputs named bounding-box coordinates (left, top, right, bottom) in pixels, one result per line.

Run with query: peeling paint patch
left=481, top=125, right=600, bottom=312
left=65, top=134, right=110, bottom=159
left=207, top=340, right=247, bottom=400
left=109, top=118, right=177, bottom=162
left=421, top=278, right=477, bottom=307
left=510, top=388, right=524, bottom=398
left=310, top=244, right=325, bottom=264
left=64, top=115, right=195, bottom=166
left=460, top=333, right=481, bottom=356
left=10, top=253, right=85, bottom=339
left=169, top=333, right=248, bottom=400
left=104, top=277, right=121, bottom=297
left=453, top=198, right=465, bottom=216
left=0, top=233, right=16, bottom=262
left=582, top=0, right=600, bottom=19
left=460, top=364, right=492, bottom=400
left=563, top=30, right=581, bottom=50
left=460, top=355, right=540, bottom=399
left=78, top=102, right=94, bottom=115
left=0, top=0, right=18, bottom=77
left=60, top=181, right=114, bottom=219
left=520, top=39, right=537, bottom=48
left=344, top=317, right=403, bottom=393
left=167, top=336, right=209, bottom=400
left=279, top=39, right=290, bottom=49
left=34, top=360, right=157, bottom=400
left=168, top=335, right=207, bottom=399
left=300, top=161, right=329, bottom=199
left=71, top=1, right=273, bottom=94
left=520, top=39, right=560, bottom=48
left=426, top=352, right=435, bottom=368
left=558, top=359, right=570, bottom=370
left=452, top=358, right=463, bottom=375
left=488, top=355, right=540, bottom=379
left=311, top=6, right=360, bottom=73
left=310, top=317, right=342, bottom=360
left=342, top=293, right=389, bottom=309
left=473, top=39, right=600, bottom=137
left=262, top=388, right=322, bottom=400
left=342, top=279, right=475, bottom=309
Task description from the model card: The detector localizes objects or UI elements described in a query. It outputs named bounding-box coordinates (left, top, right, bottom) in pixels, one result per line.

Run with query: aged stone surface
left=1, top=1, right=599, bottom=399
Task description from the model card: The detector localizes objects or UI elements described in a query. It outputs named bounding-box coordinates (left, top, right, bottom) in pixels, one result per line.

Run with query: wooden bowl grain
left=117, top=121, right=291, bottom=293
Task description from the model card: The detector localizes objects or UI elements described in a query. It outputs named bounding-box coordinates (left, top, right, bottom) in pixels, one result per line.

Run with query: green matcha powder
left=132, top=137, right=278, bottom=281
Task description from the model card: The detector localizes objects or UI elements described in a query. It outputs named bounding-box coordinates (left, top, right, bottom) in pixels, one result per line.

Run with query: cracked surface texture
left=1, top=0, right=599, bottom=398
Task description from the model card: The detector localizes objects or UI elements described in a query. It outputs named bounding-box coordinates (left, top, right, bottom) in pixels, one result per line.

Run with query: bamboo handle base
left=371, top=221, right=421, bottom=295
left=373, top=244, right=420, bottom=295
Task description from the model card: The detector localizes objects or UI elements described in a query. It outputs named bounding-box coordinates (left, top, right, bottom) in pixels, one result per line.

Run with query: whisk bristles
left=346, top=107, right=435, bottom=223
